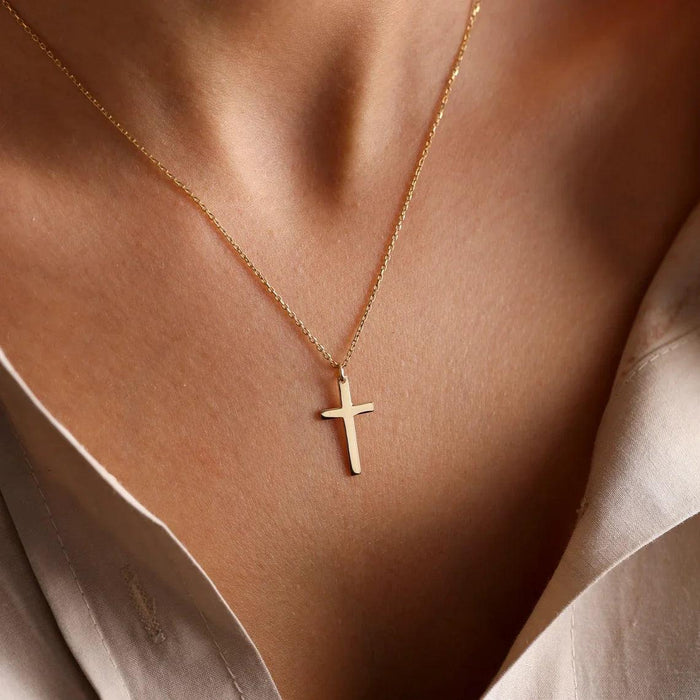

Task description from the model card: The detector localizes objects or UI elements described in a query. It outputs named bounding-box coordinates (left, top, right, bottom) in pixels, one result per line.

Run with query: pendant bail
left=339, top=365, right=347, bottom=383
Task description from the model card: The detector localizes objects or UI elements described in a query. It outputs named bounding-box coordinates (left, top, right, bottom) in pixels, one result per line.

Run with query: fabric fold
left=0, top=346, right=282, bottom=700
left=484, top=328, right=700, bottom=696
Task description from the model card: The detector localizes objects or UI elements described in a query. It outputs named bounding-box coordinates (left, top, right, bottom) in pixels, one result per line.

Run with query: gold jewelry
left=2, top=0, right=482, bottom=475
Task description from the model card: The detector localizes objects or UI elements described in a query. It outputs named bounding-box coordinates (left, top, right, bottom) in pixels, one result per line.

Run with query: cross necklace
left=2, top=0, right=482, bottom=475
left=321, top=366, right=374, bottom=475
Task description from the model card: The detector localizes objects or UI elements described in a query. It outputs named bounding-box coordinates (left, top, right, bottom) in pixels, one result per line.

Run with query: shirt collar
left=485, top=200, right=700, bottom=693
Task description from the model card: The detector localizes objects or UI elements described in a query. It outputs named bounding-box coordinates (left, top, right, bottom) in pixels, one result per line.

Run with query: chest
left=0, top=180, right=679, bottom=700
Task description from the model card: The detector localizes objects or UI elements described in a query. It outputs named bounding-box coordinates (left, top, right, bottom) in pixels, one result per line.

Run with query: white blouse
left=1, top=201, right=699, bottom=699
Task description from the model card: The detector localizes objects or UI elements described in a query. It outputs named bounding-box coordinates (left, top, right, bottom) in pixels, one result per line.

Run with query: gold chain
left=2, top=0, right=481, bottom=371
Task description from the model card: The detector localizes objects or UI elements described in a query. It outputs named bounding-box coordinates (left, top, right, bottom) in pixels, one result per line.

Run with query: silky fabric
left=1, top=201, right=699, bottom=699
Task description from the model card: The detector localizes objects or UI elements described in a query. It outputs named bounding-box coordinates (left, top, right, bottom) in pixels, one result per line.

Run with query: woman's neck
left=6, top=0, right=471, bottom=194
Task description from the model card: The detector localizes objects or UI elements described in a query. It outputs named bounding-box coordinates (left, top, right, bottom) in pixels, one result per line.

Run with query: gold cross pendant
left=321, top=368, right=374, bottom=475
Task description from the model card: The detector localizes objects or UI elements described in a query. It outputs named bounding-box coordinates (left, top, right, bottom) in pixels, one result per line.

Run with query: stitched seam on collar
left=570, top=603, right=579, bottom=700
left=621, top=324, right=700, bottom=385
left=0, top=407, right=132, bottom=699
left=198, top=609, right=248, bottom=700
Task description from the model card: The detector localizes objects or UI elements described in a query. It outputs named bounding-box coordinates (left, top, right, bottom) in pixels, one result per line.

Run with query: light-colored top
left=1, top=199, right=699, bottom=700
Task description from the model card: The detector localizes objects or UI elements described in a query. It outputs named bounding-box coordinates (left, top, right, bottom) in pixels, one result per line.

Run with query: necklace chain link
left=2, top=0, right=481, bottom=371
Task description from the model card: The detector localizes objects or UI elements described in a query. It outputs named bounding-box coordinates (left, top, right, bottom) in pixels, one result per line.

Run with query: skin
left=1, top=1, right=699, bottom=698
